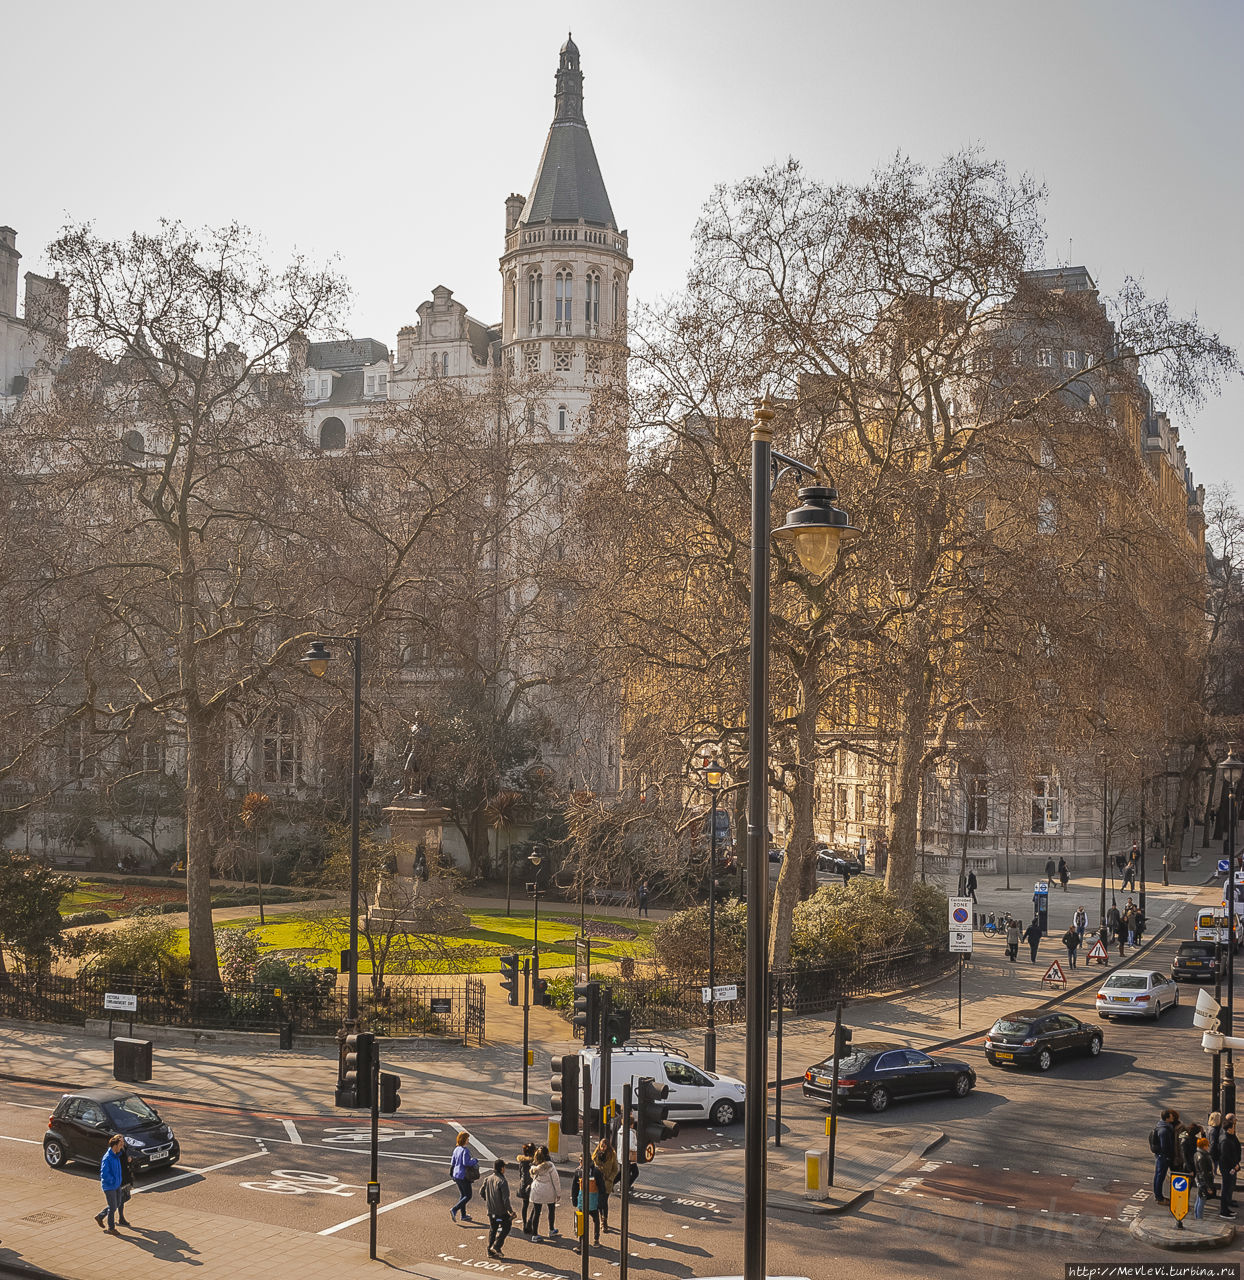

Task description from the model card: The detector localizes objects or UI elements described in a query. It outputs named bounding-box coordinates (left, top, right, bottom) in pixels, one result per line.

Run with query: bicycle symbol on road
left=320, top=1126, right=440, bottom=1145
left=240, top=1169, right=361, bottom=1196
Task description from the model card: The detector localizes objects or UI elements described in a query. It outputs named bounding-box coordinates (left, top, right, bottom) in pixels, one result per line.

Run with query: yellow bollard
left=547, top=1116, right=561, bottom=1160
left=805, top=1148, right=829, bottom=1201
left=527, top=1049, right=534, bottom=1067
left=825, top=1116, right=835, bottom=1138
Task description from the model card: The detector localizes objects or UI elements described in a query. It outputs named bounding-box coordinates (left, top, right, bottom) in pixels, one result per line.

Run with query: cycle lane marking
left=131, top=1148, right=268, bottom=1194
left=283, top=1120, right=303, bottom=1144
left=318, top=1178, right=454, bottom=1235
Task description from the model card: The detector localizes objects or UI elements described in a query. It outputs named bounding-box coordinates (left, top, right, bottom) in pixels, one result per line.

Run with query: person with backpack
left=570, top=1152, right=601, bottom=1251
left=966, top=868, right=978, bottom=903
left=1151, top=1108, right=1178, bottom=1203
left=1178, top=1122, right=1203, bottom=1175
left=1073, top=906, right=1088, bottom=942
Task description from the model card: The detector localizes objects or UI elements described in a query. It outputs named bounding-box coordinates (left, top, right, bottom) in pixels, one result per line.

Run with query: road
left=1, top=888, right=1229, bottom=1278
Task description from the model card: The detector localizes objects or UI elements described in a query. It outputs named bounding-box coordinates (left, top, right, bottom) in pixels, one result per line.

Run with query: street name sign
left=104, top=992, right=138, bottom=1012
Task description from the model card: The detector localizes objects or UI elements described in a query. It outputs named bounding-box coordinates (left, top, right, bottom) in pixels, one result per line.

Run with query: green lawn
left=59, top=885, right=126, bottom=914
left=205, top=907, right=654, bottom=974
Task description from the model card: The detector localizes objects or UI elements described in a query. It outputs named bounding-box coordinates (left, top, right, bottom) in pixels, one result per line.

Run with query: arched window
left=261, top=709, right=302, bottom=786
left=319, top=417, right=346, bottom=451
left=555, top=270, right=572, bottom=332
left=121, top=430, right=145, bottom=464
left=509, top=279, right=517, bottom=338
left=557, top=405, right=568, bottom=432
left=442, top=352, right=449, bottom=377
left=586, top=272, right=601, bottom=329
left=1030, top=773, right=1061, bottom=834
left=612, top=278, right=620, bottom=326
left=529, top=272, right=543, bottom=332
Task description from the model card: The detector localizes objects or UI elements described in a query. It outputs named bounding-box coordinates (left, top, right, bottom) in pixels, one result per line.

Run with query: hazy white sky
left=7, top=0, right=1241, bottom=495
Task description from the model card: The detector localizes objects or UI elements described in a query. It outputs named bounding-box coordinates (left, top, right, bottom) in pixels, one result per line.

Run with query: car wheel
left=1088, top=1034, right=1103, bottom=1057
left=951, top=1072, right=973, bottom=1099
left=710, top=1098, right=739, bottom=1126
left=1036, top=1048, right=1053, bottom=1072
left=43, top=1138, right=68, bottom=1170
left=867, top=1086, right=890, bottom=1113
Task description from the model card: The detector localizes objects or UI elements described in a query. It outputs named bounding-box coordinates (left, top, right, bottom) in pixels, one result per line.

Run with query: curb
left=1129, top=1212, right=1236, bottom=1250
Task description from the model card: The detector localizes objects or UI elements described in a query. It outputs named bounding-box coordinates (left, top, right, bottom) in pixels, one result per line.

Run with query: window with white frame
left=965, top=769, right=988, bottom=832
left=587, top=272, right=601, bottom=329
left=366, top=375, right=375, bottom=395
left=1063, top=349, right=1077, bottom=370
left=557, top=405, right=568, bottom=432
left=1037, top=496, right=1056, bottom=534
left=442, top=352, right=449, bottom=377
left=528, top=272, right=543, bottom=331
left=261, top=709, right=302, bottom=786
left=555, top=270, right=572, bottom=332
left=66, top=721, right=97, bottom=780
left=1037, top=348, right=1053, bottom=367
left=1030, top=775, right=1060, bottom=834
left=1011, top=349, right=1022, bottom=367
left=1039, top=438, right=1056, bottom=468
left=320, top=378, right=330, bottom=399
left=612, top=278, right=619, bottom=325
left=378, top=373, right=387, bottom=394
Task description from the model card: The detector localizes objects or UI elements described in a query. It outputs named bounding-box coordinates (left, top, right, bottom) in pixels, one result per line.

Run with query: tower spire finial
left=555, top=35, right=583, bottom=123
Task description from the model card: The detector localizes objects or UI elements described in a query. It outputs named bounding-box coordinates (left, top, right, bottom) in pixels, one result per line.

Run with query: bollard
left=805, top=1148, right=829, bottom=1201
left=547, top=1115, right=562, bottom=1161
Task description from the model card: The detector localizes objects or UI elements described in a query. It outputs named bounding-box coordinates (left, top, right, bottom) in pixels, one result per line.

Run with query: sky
left=7, top=0, right=1242, bottom=496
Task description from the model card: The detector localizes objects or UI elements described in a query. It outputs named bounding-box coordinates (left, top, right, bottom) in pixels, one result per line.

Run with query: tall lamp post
left=527, top=847, right=546, bottom=985
left=1218, top=748, right=1243, bottom=1116
left=301, top=638, right=363, bottom=1034
left=699, top=753, right=723, bottom=1072
left=745, top=398, right=859, bottom=1280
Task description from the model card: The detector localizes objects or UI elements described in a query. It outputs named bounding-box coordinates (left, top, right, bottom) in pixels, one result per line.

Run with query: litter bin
left=279, top=1021, right=294, bottom=1051
left=113, top=1037, right=152, bottom=1083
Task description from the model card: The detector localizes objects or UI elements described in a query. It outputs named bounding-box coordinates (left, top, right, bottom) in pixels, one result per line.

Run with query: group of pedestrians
left=1151, top=1108, right=1242, bottom=1220
left=448, top=1131, right=622, bottom=1259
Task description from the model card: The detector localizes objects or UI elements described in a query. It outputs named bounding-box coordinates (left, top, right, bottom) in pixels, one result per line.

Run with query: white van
left=581, top=1041, right=746, bottom=1126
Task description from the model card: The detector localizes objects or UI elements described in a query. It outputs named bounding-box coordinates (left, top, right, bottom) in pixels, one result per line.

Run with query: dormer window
left=366, top=375, right=375, bottom=395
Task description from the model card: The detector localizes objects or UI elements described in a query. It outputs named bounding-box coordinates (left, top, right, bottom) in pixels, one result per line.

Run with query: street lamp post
left=699, top=753, right=723, bottom=1072
left=1217, top=748, right=1243, bottom=1117
left=301, top=638, right=363, bottom=1033
left=527, top=848, right=546, bottom=984
left=745, top=398, right=858, bottom=1280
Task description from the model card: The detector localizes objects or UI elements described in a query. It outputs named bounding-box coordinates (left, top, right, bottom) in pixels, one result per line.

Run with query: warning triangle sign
left=1042, top=959, right=1067, bottom=985
left=1087, top=939, right=1109, bottom=961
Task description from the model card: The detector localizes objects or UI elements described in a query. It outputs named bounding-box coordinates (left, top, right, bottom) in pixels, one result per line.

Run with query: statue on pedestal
left=399, top=716, right=430, bottom=799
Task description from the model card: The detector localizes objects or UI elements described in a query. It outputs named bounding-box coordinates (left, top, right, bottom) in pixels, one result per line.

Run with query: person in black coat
left=1219, top=1114, right=1240, bottom=1219
left=1153, top=1108, right=1178, bottom=1203
left=1023, top=916, right=1043, bottom=963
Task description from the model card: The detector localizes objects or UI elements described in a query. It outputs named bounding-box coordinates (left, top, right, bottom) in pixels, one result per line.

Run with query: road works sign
left=1041, top=959, right=1067, bottom=988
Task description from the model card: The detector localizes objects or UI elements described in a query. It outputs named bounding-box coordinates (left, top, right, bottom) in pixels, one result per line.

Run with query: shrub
left=216, top=926, right=261, bottom=987
left=788, top=878, right=948, bottom=968
left=79, top=917, right=189, bottom=982
left=63, top=909, right=113, bottom=926
left=544, top=973, right=575, bottom=1010
left=649, top=898, right=747, bottom=978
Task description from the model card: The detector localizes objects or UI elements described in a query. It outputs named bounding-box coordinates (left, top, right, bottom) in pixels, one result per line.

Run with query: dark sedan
left=802, top=1042, right=976, bottom=1113
left=984, top=1009, right=1103, bottom=1072
left=815, top=850, right=866, bottom=880
left=43, top=1087, right=180, bottom=1172
left=1173, top=940, right=1220, bottom=982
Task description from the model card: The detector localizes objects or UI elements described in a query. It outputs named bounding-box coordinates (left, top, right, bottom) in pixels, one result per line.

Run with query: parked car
left=802, top=1042, right=975, bottom=1113
left=768, top=847, right=785, bottom=863
left=984, top=1010, right=1103, bottom=1071
left=1173, top=939, right=1221, bottom=982
left=43, top=1087, right=180, bottom=1172
left=814, top=849, right=865, bottom=879
left=1095, top=969, right=1179, bottom=1019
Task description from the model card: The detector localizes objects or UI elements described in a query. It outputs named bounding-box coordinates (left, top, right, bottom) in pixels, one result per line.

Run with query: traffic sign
left=1041, top=959, right=1067, bottom=988
left=1220, top=859, right=1231, bottom=875
left=1033, top=881, right=1049, bottom=895
left=949, top=929, right=973, bottom=953
left=1169, top=1173, right=1189, bottom=1224
left=1086, top=939, right=1109, bottom=964
left=949, top=897, right=972, bottom=927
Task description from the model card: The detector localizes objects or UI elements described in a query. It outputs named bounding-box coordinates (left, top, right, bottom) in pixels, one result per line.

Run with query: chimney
left=0, top=227, right=19, bottom=318
left=24, top=273, right=68, bottom=341
left=505, top=193, right=525, bottom=234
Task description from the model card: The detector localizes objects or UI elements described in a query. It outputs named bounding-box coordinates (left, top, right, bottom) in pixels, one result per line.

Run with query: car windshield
left=821, top=1051, right=869, bottom=1072
left=992, top=1019, right=1033, bottom=1035
left=1104, top=975, right=1147, bottom=990
left=103, top=1095, right=160, bottom=1129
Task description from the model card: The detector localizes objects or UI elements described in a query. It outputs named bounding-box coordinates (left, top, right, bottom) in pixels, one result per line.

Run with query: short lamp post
left=699, top=753, right=723, bottom=1073
left=744, top=397, right=859, bottom=1280
left=301, top=638, right=363, bottom=1034
left=1218, top=747, right=1243, bottom=1116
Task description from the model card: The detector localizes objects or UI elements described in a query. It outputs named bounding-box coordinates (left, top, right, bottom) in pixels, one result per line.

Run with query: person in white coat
left=527, top=1144, right=562, bottom=1242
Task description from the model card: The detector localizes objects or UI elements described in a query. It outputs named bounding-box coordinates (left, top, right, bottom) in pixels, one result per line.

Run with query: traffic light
left=603, top=1007, right=631, bottom=1048
left=572, top=981, right=600, bottom=1045
left=834, top=1024, right=852, bottom=1058
left=499, top=953, right=520, bottom=1006
left=551, top=1053, right=580, bottom=1135
left=635, top=1075, right=678, bottom=1160
left=532, top=975, right=549, bottom=1006
left=343, top=1032, right=375, bottom=1109
left=378, top=1071, right=401, bottom=1114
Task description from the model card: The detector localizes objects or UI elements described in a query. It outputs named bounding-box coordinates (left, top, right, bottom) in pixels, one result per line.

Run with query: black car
left=984, top=1010, right=1103, bottom=1072
left=815, top=850, right=865, bottom=879
left=44, top=1087, right=180, bottom=1172
left=802, top=1042, right=976, bottom=1113
left=1173, top=940, right=1221, bottom=982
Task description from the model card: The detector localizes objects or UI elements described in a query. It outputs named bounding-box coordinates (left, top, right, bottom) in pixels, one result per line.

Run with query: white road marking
left=0, top=1134, right=40, bottom=1144
left=282, top=1120, right=303, bottom=1144
left=443, top=1120, right=495, bottom=1161
left=318, top=1178, right=454, bottom=1235
left=0, top=1101, right=54, bottom=1110
left=131, top=1148, right=267, bottom=1194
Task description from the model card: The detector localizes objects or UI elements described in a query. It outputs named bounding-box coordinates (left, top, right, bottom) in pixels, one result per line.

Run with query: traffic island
left=1129, top=1207, right=1235, bottom=1249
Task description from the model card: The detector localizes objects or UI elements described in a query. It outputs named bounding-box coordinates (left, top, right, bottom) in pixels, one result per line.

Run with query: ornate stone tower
left=499, top=36, right=631, bottom=435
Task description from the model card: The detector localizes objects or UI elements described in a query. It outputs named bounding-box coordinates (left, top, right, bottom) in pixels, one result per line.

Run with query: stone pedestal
left=384, top=792, right=451, bottom=884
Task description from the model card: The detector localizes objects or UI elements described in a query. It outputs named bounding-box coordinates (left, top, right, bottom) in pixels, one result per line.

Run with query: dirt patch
left=545, top=916, right=637, bottom=942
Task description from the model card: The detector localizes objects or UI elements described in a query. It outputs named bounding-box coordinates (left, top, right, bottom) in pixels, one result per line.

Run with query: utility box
left=279, top=1021, right=294, bottom=1051
left=113, top=1037, right=152, bottom=1083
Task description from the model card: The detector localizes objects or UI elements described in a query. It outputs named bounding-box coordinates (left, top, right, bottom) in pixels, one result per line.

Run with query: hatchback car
left=802, top=1042, right=976, bottom=1113
left=1095, top=969, right=1179, bottom=1019
left=43, top=1088, right=179, bottom=1172
left=1174, top=940, right=1222, bottom=981
left=984, top=1010, right=1103, bottom=1071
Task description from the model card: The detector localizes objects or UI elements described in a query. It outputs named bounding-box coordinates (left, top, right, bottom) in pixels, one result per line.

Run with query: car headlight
left=733, top=1084, right=746, bottom=1094
left=124, top=1136, right=144, bottom=1147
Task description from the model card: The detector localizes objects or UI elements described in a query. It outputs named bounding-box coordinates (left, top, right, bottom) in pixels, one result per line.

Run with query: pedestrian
left=449, top=1131, right=480, bottom=1223
left=1106, top=901, right=1120, bottom=933
left=1220, top=1115, right=1240, bottom=1219
left=480, top=1158, right=515, bottom=1260
left=1123, top=843, right=1139, bottom=890
left=1114, top=912, right=1127, bottom=958
left=1209, top=1111, right=1224, bottom=1176
left=571, top=1153, right=601, bottom=1251
left=966, top=868, right=978, bottom=903
left=1194, top=1134, right=1216, bottom=1220
left=1151, top=1108, right=1178, bottom=1203
left=1044, top=856, right=1056, bottom=884
left=1057, top=857, right=1070, bottom=892
left=637, top=882, right=649, bottom=918
left=528, top=1144, right=561, bottom=1241
left=1005, top=915, right=1021, bottom=963
left=1133, top=906, right=1146, bottom=946
left=593, top=1135, right=619, bottom=1234
left=1074, top=905, right=1088, bottom=942
left=1097, top=920, right=1111, bottom=956
left=1023, top=915, right=1043, bottom=963
left=116, top=1133, right=134, bottom=1228
left=1061, top=923, right=1080, bottom=969
left=1125, top=899, right=1139, bottom=947
left=94, top=1134, right=126, bottom=1233
left=516, top=1141, right=536, bottom=1235
left=1179, top=1122, right=1203, bottom=1175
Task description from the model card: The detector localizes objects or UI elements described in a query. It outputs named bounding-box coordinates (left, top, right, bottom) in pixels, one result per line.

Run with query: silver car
left=1095, top=969, right=1178, bottom=1020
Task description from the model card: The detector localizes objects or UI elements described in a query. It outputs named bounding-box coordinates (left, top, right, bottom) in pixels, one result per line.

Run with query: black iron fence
left=611, top=944, right=953, bottom=1032
left=0, top=971, right=487, bottom=1046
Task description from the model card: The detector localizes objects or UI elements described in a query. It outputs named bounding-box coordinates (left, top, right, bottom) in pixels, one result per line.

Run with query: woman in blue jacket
left=450, top=1131, right=479, bottom=1222
left=95, top=1134, right=126, bottom=1232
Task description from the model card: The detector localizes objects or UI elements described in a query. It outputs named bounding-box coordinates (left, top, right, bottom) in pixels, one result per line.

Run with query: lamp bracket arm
left=769, top=452, right=818, bottom=497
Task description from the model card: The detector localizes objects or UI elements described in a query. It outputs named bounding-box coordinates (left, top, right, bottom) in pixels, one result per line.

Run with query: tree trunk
left=184, top=707, right=222, bottom=989
left=885, top=640, right=934, bottom=901
left=768, top=698, right=819, bottom=970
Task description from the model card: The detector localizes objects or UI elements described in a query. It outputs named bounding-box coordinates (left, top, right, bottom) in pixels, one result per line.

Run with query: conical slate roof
left=519, top=38, right=617, bottom=231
